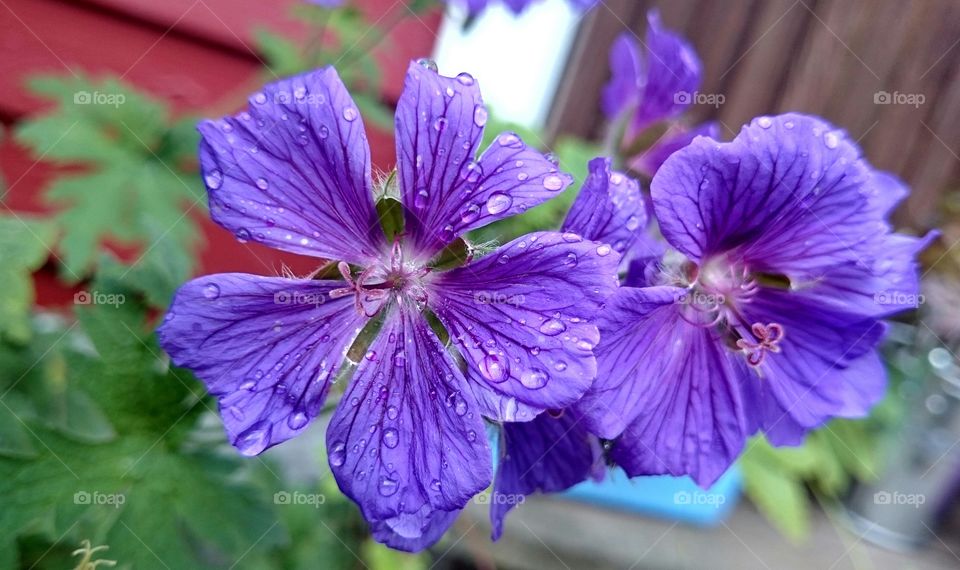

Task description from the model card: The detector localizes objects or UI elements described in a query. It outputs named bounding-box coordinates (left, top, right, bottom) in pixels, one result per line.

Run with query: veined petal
left=589, top=287, right=750, bottom=487
left=491, top=410, right=603, bottom=540
left=326, top=308, right=491, bottom=524
left=652, top=114, right=879, bottom=276
left=157, top=274, right=365, bottom=455
left=395, top=62, right=573, bottom=257
left=429, top=232, right=620, bottom=421
left=198, top=67, right=385, bottom=265
left=562, top=157, right=648, bottom=256
left=628, top=121, right=719, bottom=178
left=602, top=34, right=642, bottom=121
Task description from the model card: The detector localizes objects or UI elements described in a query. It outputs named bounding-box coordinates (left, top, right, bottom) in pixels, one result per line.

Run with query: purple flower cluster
left=158, top=11, right=931, bottom=554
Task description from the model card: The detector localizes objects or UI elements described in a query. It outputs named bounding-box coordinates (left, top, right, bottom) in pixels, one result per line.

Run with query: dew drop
left=485, top=192, right=513, bottom=215
left=823, top=131, right=840, bottom=149
left=564, top=253, right=578, bottom=268
left=757, top=116, right=772, bottom=129
left=378, top=475, right=400, bottom=496
left=539, top=319, right=566, bottom=336
left=473, top=105, right=488, bottom=127
left=255, top=177, right=269, bottom=190
left=453, top=395, right=468, bottom=416
left=235, top=422, right=271, bottom=456
left=461, top=161, right=483, bottom=183
left=455, top=72, right=475, bottom=86
left=382, top=428, right=399, bottom=449
left=330, top=441, right=346, bottom=466
left=498, top=133, right=523, bottom=148
left=288, top=411, right=309, bottom=430
left=554, top=361, right=568, bottom=372
left=387, top=405, right=399, bottom=420
left=202, top=283, right=221, bottom=299
left=253, top=92, right=267, bottom=105
left=460, top=203, right=481, bottom=224
left=543, top=174, right=564, bottom=191
left=626, top=215, right=641, bottom=231
left=479, top=353, right=509, bottom=383
left=466, top=430, right=477, bottom=442
left=319, top=125, right=330, bottom=139
left=431, top=479, right=442, bottom=491
left=342, top=107, right=358, bottom=122
left=417, top=58, right=438, bottom=72
left=415, top=189, right=430, bottom=209
left=596, top=244, right=612, bottom=256
left=205, top=169, right=223, bottom=189
left=562, top=232, right=582, bottom=243
left=434, top=117, right=448, bottom=132
left=520, top=369, right=549, bottom=389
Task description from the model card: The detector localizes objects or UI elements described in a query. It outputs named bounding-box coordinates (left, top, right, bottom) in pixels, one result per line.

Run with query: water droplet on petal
left=539, top=319, right=566, bottom=336
left=205, top=169, right=223, bottom=189
left=461, top=161, right=483, bottom=183
left=466, top=430, right=477, bottom=442
left=596, top=244, right=612, bottom=256
left=378, top=475, right=400, bottom=496
left=498, top=133, right=523, bottom=148
left=626, top=215, right=641, bottom=231
left=342, top=107, right=358, bottom=121
left=415, top=189, right=430, bottom=209
left=455, top=72, right=475, bottom=85
left=520, top=369, right=549, bottom=389
left=562, top=232, right=581, bottom=243
left=330, top=441, right=346, bottom=467
left=253, top=92, right=267, bottom=105
left=382, top=428, right=399, bottom=449
left=431, top=479, right=442, bottom=491
left=554, top=361, right=568, bottom=372
left=202, top=283, right=220, bottom=299
left=823, top=131, right=840, bottom=149
left=564, top=253, right=578, bottom=268
left=255, top=177, right=269, bottom=190
left=433, top=117, right=448, bottom=132
left=417, top=58, right=438, bottom=72
left=453, top=395, right=468, bottom=416
left=319, top=125, right=330, bottom=139
left=288, top=411, right=309, bottom=430
left=460, top=203, right=481, bottom=223
left=387, top=405, right=399, bottom=420
left=235, top=422, right=271, bottom=456
left=473, top=105, right=488, bottom=127
left=485, top=192, right=512, bottom=215
left=757, top=117, right=772, bottom=129
left=479, top=353, right=509, bottom=383
left=543, top=174, right=564, bottom=191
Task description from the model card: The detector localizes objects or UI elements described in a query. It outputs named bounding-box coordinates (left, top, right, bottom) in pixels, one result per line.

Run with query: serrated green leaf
left=0, top=215, right=57, bottom=343
left=740, top=437, right=811, bottom=542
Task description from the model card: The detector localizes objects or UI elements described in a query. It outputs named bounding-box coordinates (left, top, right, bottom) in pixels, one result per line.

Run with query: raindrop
left=205, top=169, right=223, bottom=189
left=520, top=369, right=549, bottom=389
left=485, top=192, right=512, bottom=215
left=202, top=283, right=221, bottom=299
left=330, top=441, right=346, bottom=466
left=626, top=215, right=641, bottom=231
left=342, top=107, right=358, bottom=122
left=460, top=203, right=481, bottom=224
left=479, top=353, right=509, bottom=383
left=539, top=319, right=566, bottom=336
left=498, top=133, right=523, bottom=148
left=235, top=228, right=251, bottom=243
left=466, top=430, right=477, bottom=442
left=455, top=72, right=475, bottom=86
left=596, top=244, right=612, bottom=256
left=823, top=131, right=840, bottom=149
left=382, top=428, right=399, bottom=449
left=387, top=405, right=399, bottom=420
left=462, top=161, right=483, bottom=183
left=319, top=125, right=330, bottom=139
left=378, top=475, right=400, bottom=496
left=434, top=117, right=448, bottom=132
left=415, top=189, right=430, bottom=209
left=235, top=422, right=271, bottom=456
left=253, top=92, right=267, bottom=105
left=417, top=58, right=438, bottom=72
left=453, top=395, right=468, bottom=416
left=562, top=232, right=581, bottom=243
left=757, top=117, right=772, bottom=129
left=255, top=177, right=269, bottom=190
left=473, top=105, right=488, bottom=127
left=431, top=479, right=442, bottom=491
left=564, top=253, right=578, bottom=268
left=288, top=411, right=309, bottom=430
left=543, top=174, right=564, bottom=191
left=554, top=361, right=568, bottom=372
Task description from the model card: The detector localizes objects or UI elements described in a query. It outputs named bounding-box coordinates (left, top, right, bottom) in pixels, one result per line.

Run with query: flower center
left=329, top=241, right=430, bottom=316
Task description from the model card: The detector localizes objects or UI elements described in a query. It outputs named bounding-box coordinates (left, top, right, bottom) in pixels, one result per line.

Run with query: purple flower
left=157, top=61, right=619, bottom=551
left=447, top=0, right=598, bottom=17
left=578, top=113, right=934, bottom=487
left=603, top=11, right=702, bottom=139
left=306, top=0, right=344, bottom=7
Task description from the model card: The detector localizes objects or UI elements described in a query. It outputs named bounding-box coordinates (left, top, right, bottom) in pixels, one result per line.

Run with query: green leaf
left=740, top=437, right=811, bottom=542
left=0, top=214, right=57, bottom=343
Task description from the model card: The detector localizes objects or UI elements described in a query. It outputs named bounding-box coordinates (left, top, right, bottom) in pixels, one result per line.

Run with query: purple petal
left=368, top=507, right=461, bottom=552
left=394, top=62, right=573, bottom=256
left=157, top=274, right=365, bottom=455
left=198, top=67, right=385, bottom=265
left=491, top=410, right=603, bottom=540
left=628, top=121, right=719, bottom=178
left=583, top=286, right=749, bottom=487
left=602, top=34, right=642, bottom=121
left=652, top=114, right=879, bottom=276
left=562, top=157, right=648, bottom=256
left=326, top=308, right=491, bottom=524
left=429, top=231, right=620, bottom=421
left=735, top=287, right=887, bottom=434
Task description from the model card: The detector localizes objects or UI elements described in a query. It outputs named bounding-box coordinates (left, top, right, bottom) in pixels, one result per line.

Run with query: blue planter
left=563, top=466, right=741, bottom=526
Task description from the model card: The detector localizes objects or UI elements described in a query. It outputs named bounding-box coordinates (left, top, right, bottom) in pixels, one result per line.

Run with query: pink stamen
left=736, top=322, right=785, bottom=367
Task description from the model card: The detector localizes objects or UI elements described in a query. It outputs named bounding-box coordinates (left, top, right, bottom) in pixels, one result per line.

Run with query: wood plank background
left=549, top=0, right=960, bottom=229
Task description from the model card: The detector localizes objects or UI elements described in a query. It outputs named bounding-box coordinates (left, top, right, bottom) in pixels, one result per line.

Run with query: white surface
left=432, top=1, right=583, bottom=131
